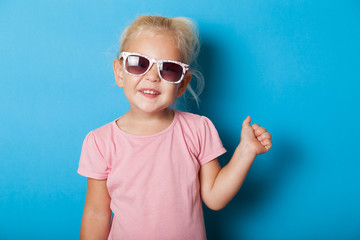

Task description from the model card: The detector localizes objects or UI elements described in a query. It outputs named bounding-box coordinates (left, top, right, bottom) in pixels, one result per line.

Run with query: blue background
left=1, top=1, right=359, bottom=239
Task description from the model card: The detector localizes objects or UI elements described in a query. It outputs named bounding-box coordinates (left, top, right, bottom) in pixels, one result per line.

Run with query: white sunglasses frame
left=120, top=52, right=189, bottom=84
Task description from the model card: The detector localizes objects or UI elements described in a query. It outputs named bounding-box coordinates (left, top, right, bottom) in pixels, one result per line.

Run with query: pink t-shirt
left=78, top=110, right=226, bottom=240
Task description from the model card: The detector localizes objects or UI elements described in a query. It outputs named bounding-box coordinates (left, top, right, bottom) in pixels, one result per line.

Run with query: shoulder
left=174, top=111, right=220, bottom=142
left=92, top=120, right=116, bottom=136
left=176, top=110, right=208, bottom=124
left=84, top=118, right=119, bottom=147
left=174, top=110, right=225, bottom=164
left=175, top=110, right=215, bottom=129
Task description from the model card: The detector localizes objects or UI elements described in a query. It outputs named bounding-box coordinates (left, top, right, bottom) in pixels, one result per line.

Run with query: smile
left=140, top=89, right=160, bottom=95
left=142, top=90, right=159, bottom=95
left=139, top=88, right=161, bottom=99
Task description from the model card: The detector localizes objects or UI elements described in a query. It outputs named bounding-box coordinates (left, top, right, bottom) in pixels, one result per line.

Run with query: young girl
left=78, top=16, right=272, bottom=240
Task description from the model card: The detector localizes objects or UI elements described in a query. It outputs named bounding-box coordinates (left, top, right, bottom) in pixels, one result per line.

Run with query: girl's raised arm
left=200, top=116, right=272, bottom=210
left=80, top=178, right=112, bottom=240
left=199, top=154, right=254, bottom=211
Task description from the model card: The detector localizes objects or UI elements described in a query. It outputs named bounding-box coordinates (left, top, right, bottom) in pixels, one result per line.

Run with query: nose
left=144, top=63, right=161, bottom=82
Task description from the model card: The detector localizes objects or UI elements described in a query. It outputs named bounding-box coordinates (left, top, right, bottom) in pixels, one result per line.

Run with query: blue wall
left=1, top=1, right=359, bottom=239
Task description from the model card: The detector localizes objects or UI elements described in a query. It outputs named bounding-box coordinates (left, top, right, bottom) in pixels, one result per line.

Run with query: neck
left=116, top=108, right=175, bottom=135
left=126, top=108, right=174, bottom=122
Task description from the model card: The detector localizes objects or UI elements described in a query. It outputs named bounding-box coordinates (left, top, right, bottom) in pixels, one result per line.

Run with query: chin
left=138, top=105, right=169, bottom=114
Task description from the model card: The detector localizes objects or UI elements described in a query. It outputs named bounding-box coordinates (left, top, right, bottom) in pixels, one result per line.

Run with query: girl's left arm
left=199, top=116, right=272, bottom=211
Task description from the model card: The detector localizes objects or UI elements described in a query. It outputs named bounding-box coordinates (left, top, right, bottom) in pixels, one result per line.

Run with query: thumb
left=242, top=116, right=251, bottom=128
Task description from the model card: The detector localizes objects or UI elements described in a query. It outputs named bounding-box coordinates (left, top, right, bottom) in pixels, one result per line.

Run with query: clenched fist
left=240, top=116, right=272, bottom=156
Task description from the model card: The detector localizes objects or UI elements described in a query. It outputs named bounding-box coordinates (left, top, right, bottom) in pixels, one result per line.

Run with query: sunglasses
left=120, top=52, right=189, bottom=84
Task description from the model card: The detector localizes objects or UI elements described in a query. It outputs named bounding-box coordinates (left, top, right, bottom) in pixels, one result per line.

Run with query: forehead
left=125, top=30, right=181, bottom=61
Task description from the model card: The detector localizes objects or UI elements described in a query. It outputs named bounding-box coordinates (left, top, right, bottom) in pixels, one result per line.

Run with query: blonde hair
left=118, top=15, right=204, bottom=107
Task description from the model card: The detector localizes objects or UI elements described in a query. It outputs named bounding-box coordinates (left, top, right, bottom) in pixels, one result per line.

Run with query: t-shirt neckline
left=112, top=110, right=178, bottom=138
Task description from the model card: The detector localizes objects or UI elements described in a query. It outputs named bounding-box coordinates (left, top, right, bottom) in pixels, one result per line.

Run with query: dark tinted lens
left=159, top=62, right=183, bottom=82
left=125, top=55, right=150, bottom=75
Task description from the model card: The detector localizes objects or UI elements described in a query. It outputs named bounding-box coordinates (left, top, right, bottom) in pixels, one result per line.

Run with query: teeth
left=142, top=90, right=158, bottom=95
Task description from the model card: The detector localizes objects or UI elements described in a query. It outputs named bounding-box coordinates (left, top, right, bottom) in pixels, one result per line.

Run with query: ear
left=176, top=73, right=191, bottom=97
left=113, top=58, right=124, bottom=87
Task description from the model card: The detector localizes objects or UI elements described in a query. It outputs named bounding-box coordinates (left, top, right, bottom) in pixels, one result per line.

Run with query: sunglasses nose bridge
left=148, top=58, right=157, bottom=70
left=144, top=58, right=161, bottom=82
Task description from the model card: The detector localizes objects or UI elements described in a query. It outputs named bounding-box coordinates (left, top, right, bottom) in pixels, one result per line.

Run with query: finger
left=257, top=132, right=272, bottom=141
left=242, top=116, right=251, bottom=128
left=262, top=139, right=272, bottom=151
left=252, top=124, right=260, bottom=131
left=261, top=138, right=272, bottom=147
left=255, top=127, right=267, bottom=137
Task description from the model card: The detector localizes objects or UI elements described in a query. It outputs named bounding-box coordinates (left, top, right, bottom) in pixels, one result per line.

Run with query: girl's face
left=113, top=30, right=191, bottom=115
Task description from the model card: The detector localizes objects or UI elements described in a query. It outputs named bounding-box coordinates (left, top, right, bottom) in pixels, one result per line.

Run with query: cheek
left=123, top=75, right=138, bottom=87
left=164, top=84, right=180, bottom=96
left=121, top=77, right=137, bottom=96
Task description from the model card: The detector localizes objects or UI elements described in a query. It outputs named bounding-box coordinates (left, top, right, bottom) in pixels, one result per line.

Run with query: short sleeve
left=197, top=116, right=227, bottom=165
left=77, top=131, right=109, bottom=179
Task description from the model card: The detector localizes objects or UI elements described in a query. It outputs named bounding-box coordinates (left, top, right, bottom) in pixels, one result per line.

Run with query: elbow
left=208, top=205, right=225, bottom=211
left=203, top=200, right=226, bottom=211
left=201, top=191, right=230, bottom=211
